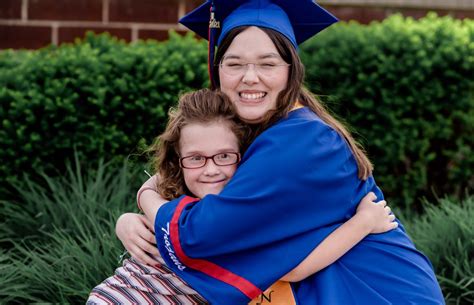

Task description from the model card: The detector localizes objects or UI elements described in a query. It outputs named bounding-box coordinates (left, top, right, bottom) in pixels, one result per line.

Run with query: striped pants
left=87, top=256, right=208, bottom=305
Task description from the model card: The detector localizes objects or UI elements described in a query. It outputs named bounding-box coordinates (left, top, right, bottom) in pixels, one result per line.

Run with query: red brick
left=0, top=25, right=51, bottom=49
left=395, top=8, right=436, bottom=19
left=0, top=0, right=22, bottom=19
left=138, top=29, right=186, bottom=41
left=452, top=10, right=474, bottom=19
left=185, top=0, right=203, bottom=13
left=396, top=9, right=422, bottom=19
left=110, top=0, right=178, bottom=23
left=29, top=0, right=102, bottom=21
left=358, top=8, right=388, bottom=24
left=58, top=27, right=131, bottom=44
left=397, top=8, right=474, bottom=20
left=326, top=6, right=387, bottom=24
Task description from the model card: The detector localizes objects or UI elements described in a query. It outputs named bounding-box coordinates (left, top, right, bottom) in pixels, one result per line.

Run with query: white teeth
left=240, top=92, right=265, bottom=100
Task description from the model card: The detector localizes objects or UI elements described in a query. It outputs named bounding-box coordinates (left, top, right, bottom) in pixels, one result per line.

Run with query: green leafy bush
left=405, top=195, right=474, bottom=305
left=300, top=13, right=474, bottom=210
left=0, top=32, right=208, bottom=195
left=0, top=157, right=142, bottom=304
left=0, top=14, right=472, bottom=210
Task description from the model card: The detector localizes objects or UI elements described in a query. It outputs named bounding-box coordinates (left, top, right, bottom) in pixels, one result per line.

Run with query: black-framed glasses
left=179, top=152, right=241, bottom=169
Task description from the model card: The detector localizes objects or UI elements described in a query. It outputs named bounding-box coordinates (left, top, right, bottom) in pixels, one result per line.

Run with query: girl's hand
left=115, top=213, right=160, bottom=266
left=356, top=192, right=398, bottom=234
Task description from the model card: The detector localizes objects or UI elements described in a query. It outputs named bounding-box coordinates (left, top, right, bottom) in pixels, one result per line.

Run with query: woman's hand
left=115, top=213, right=160, bottom=266
left=356, top=192, right=398, bottom=234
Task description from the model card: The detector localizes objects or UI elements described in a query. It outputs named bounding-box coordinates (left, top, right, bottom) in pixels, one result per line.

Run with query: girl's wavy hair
left=149, top=89, right=250, bottom=200
left=213, top=26, right=373, bottom=179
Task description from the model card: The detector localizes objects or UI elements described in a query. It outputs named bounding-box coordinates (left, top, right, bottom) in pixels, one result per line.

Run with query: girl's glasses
left=180, top=152, right=241, bottom=169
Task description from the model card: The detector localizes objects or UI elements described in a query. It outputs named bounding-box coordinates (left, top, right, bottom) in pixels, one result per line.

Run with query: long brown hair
left=149, top=89, right=250, bottom=200
left=213, top=26, right=373, bottom=179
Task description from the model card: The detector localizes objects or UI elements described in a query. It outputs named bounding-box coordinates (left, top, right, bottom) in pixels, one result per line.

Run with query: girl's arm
left=136, top=174, right=169, bottom=223
left=115, top=175, right=168, bottom=266
left=115, top=213, right=161, bottom=266
left=280, top=192, right=397, bottom=282
left=140, top=185, right=168, bottom=225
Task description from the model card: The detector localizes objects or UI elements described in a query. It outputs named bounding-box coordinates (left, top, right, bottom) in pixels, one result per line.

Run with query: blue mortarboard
left=179, top=0, right=338, bottom=86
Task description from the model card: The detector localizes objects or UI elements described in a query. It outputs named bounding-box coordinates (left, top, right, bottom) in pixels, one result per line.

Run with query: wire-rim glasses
left=218, top=60, right=291, bottom=76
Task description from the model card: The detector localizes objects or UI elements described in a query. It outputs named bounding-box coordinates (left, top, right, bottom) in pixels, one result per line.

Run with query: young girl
left=88, top=89, right=396, bottom=304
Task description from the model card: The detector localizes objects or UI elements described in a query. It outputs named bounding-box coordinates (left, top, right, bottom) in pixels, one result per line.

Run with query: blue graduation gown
left=155, top=107, right=445, bottom=305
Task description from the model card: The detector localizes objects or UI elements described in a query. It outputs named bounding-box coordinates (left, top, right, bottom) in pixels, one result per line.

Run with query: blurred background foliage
left=301, top=13, right=473, bottom=212
left=0, top=31, right=208, bottom=197
left=0, top=158, right=142, bottom=304
left=0, top=13, right=472, bottom=304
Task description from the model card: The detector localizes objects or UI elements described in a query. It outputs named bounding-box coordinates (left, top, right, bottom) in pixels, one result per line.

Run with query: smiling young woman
left=217, top=27, right=290, bottom=124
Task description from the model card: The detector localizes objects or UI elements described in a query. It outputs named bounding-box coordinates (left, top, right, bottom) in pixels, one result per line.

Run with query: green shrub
left=0, top=31, right=208, bottom=196
left=0, top=14, right=472, bottom=211
left=0, top=157, right=142, bottom=304
left=300, top=13, right=474, bottom=210
left=405, top=195, right=474, bottom=305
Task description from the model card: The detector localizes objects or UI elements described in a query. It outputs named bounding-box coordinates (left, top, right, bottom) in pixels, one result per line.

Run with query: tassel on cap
left=208, top=1, right=220, bottom=88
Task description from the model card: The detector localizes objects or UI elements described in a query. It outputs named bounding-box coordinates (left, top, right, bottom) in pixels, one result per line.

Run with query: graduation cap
left=179, top=0, right=338, bottom=86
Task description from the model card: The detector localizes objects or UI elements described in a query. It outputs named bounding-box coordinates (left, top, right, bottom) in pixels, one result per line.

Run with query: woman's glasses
left=180, top=152, right=241, bottom=169
left=218, top=60, right=290, bottom=77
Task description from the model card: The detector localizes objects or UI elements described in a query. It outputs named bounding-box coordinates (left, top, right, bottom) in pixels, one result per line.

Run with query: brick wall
left=321, top=0, right=474, bottom=24
left=1, top=0, right=473, bottom=49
